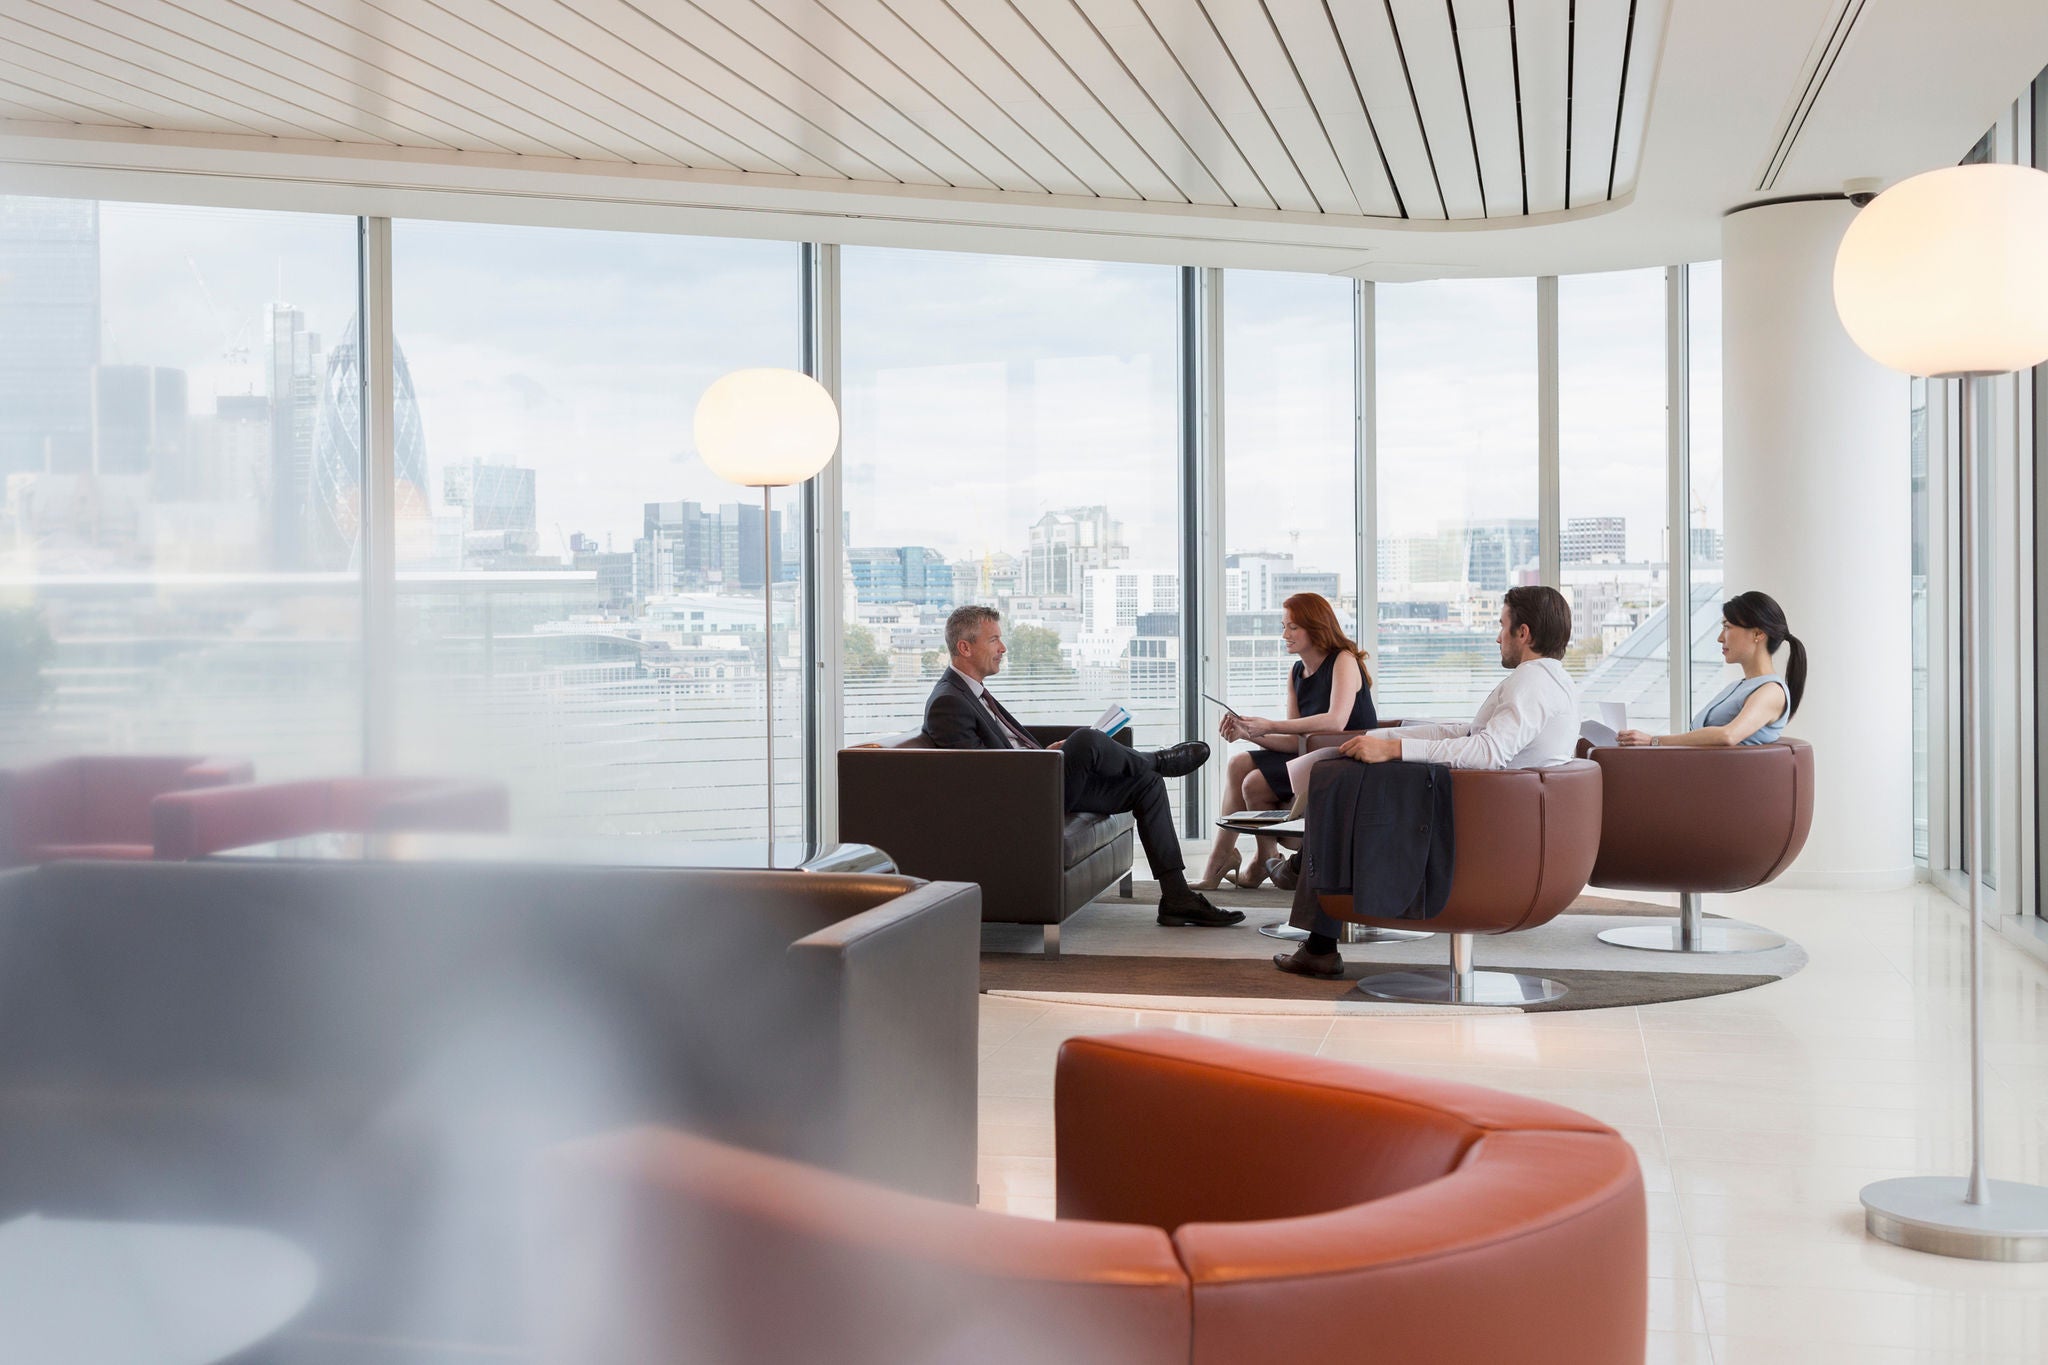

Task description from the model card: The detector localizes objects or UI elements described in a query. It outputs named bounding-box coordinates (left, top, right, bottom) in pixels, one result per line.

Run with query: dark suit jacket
left=922, top=670, right=1013, bottom=750
left=1297, top=759, right=1455, bottom=921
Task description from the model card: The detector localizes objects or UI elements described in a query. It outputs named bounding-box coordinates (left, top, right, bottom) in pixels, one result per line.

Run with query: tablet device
left=1202, top=691, right=1242, bottom=719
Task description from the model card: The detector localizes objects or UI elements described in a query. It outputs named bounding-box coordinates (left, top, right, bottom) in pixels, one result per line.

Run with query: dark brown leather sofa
left=0, top=859, right=980, bottom=1356
left=540, top=1030, right=1647, bottom=1365
left=839, top=726, right=1135, bottom=955
left=1582, top=737, right=1815, bottom=953
left=1305, top=734, right=1604, bottom=1004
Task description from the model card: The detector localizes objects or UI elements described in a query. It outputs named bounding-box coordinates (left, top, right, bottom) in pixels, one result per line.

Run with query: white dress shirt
left=1388, top=657, right=1580, bottom=770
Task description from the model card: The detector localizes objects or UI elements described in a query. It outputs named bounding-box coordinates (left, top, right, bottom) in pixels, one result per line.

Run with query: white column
left=1723, top=199, right=1913, bottom=889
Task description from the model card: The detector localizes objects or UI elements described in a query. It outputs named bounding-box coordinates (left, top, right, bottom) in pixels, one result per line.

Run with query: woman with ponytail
left=1616, top=590, right=1806, bottom=747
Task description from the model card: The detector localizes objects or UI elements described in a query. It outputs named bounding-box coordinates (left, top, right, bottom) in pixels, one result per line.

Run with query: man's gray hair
left=946, top=604, right=1000, bottom=656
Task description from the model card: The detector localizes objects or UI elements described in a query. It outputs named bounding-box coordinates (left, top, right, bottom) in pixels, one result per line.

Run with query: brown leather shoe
left=1272, top=946, right=1343, bottom=978
left=1265, top=853, right=1301, bottom=891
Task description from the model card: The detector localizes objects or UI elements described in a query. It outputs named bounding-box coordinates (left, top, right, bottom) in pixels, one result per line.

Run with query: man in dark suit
left=923, top=605, right=1241, bottom=928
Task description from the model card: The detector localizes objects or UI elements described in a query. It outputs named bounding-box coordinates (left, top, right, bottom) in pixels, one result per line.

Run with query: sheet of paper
left=1283, top=746, right=1344, bottom=807
left=1599, top=701, right=1626, bottom=731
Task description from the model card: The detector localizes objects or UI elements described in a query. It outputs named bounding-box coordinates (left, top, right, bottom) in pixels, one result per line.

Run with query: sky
left=86, top=199, right=1718, bottom=577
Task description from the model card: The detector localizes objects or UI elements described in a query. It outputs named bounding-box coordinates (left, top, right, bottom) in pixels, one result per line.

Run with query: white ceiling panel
left=1007, top=0, right=1233, bottom=205
left=1389, top=0, right=1486, bottom=219
left=1124, top=0, right=1317, bottom=211
left=1568, top=0, right=1633, bottom=208
left=0, top=0, right=1679, bottom=227
left=1263, top=0, right=1400, bottom=216
left=1453, top=0, right=1526, bottom=218
left=1609, top=0, right=1672, bottom=200
left=1325, top=0, right=1442, bottom=218
left=1515, top=0, right=1572, bottom=215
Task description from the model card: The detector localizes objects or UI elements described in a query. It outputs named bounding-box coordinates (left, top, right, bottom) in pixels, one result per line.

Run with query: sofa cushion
left=1063, top=812, right=1132, bottom=867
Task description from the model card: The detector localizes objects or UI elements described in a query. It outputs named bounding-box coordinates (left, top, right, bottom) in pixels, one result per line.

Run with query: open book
left=1093, top=704, right=1132, bottom=738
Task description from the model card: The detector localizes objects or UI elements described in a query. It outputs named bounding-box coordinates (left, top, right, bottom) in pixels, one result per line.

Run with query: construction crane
left=186, top=256, right=253, bottom=371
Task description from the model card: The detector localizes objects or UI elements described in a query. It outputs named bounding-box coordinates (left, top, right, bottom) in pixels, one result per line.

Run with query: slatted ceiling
left=1007, top=0, right=1229, bottom=206
left=1568, top=0, right=1632, bottom=209
left=1456, top=13, right=1527, bottom=218
left=0, top=0, right=1670, bottom=223
left=1390, top=0, right=1487, bottom=219
left=237, top=0, right=592, bottom=158
left=1326, top=0, right=1442, bottom=218
left=891, top=0, right=1139, bottom=198
left=819, top=0, right=1087, bottom=196
left=714, top=0, right=999, bottom=192
left=635, top=0, right=961, bottom=185
left=1200, top=0, right=1360, bottom=216
left=1608, top=0, right=1667, bottom=201
left=1071, top=2, right=1277, bottom=210
left=0, top=19, right=279, bottom=139
left=1262, top=0, right=1400, bottom=217
left=101, top=0, right=455, bottom=149
left=742, top=0, right=1031, bottom=188
left=49, top=0, right=417, bottom=151
left=935, top=0, right=1168, bottom=201
left=1127, top=0, right=1319, bottom=212
left=169, top=0, right=544, bottom=156
left=1515, top=0, right=1572, bottom=215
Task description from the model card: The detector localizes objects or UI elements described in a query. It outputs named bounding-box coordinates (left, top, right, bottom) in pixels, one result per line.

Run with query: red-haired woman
left=1194, top=592, right=1377, bottom=889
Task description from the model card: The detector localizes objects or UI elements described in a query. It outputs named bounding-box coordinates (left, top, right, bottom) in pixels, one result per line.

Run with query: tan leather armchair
left=1579, top=737, right=1814, bottom=953
left=539, top=1030, right=1647, bottom=1365
left=838, top=727, right=1135, bottom=956
left=1303, top=733, right=1604, bottom=1005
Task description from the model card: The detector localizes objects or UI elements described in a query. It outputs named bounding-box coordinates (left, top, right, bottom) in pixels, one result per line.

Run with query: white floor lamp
left=693, top=368, right=840, bottom=864
left=1835, top=163, right=2048, bottom=1260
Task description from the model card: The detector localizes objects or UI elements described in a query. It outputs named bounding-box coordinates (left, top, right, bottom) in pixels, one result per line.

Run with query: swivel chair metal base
left=1595, top=892, right=1786, bottom=955
left=1861, top=1176, right=2048, bottom=1262
left=1350, top=933, right=1569, bottom=1006
left=1258, top=921, right=1431, bottom=945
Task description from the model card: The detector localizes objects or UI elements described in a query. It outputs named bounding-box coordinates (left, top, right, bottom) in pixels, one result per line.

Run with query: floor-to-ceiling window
left=390, top=223, right=801, bottom=838
left=1220, top=270, right=1356, bottom=723
left=1912, top=376, right=1930, bottom=863
left=1558, top=268, right=1670, bottom=730
left=1375, top=279, right=1539, bottom=716
left=0, top=196, right=361, bottom=777
left=837, top=248, right=1181, bottom=791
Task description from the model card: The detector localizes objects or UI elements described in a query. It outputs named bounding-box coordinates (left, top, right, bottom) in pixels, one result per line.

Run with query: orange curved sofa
left=539, top=1030, right=1646, bottom=1365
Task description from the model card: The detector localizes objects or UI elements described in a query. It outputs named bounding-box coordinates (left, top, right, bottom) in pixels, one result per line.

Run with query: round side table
left=1211, top=815, right=1430, bottom=945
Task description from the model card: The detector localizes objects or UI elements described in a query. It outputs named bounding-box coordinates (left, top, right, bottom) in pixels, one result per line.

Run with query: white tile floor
left=976, top=880, right=2048, bottom=1363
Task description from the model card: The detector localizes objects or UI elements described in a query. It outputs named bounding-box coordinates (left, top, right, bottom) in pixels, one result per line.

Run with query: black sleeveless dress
left=1249, top=651, right=1377, bottom=803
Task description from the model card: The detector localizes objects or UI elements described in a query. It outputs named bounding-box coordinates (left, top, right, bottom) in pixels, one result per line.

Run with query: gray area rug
left=979, top=882, right=1805, bottom=1014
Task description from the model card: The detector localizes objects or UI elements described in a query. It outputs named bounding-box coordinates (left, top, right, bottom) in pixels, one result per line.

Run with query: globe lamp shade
left=693, top=368, right=840, bottom=487
left=1833, top=163, right=2048, bottom=378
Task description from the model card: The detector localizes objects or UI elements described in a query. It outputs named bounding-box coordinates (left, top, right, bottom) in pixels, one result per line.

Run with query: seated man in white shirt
left=1275, top=586, right=1579, bottom=977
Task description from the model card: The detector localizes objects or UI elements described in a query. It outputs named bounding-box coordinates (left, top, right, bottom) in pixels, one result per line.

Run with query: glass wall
left=1221, top=271, right=1356, bottom=722
left=390, top=222, right=801, bottom=838
left=1687, top=260, right=1728, bottom=714
left=1558, top=268, right=1670, bottom=730
left=1911, top=377, right=1930, bottom=863
left=0, top=197, right=361, bottom=778
left=837, top=249, right=1181, bottom=787
left=1375, top=279, right=1539, bottom=718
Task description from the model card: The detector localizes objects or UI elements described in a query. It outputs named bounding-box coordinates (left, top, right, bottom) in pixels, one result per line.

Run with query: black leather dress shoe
left=1273, top=946, right=1344, bottom=978
left=1156, top=891, right=1245, bottom=927
left=1147, top=741, right=1211, bottom=779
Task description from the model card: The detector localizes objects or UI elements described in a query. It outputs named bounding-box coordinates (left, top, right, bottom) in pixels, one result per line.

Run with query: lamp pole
left=762, top=482, right=775, bottom=858
left=1834, top=162, right=2048, bottom=1259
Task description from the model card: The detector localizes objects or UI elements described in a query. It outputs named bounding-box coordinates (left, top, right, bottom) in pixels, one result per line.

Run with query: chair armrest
left=788, top=879, right=982, bottom=1202
left=365, top=780, right=510, bottom=833
left=837, top=748, right=1068, bottom=891
left=181, top=759, right=254, bottom=789
left=1055, top=1032, right=1611, bottom=1231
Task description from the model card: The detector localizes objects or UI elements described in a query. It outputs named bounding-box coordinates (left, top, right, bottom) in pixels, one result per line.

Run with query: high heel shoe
left=1190, top=853, right=1245, bottom=891
left=1223, top=858, right=1270, bottom=890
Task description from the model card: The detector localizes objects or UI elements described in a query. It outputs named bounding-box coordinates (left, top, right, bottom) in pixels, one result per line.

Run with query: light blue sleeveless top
left=1695, top=674, right=1790, bottom=744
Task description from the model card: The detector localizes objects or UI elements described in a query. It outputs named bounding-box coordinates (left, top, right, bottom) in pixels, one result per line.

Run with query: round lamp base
left=1861, top=1176, right=2048, bottom=1261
